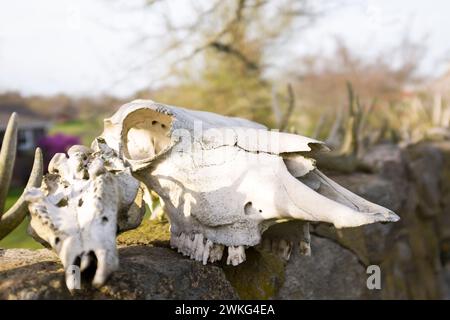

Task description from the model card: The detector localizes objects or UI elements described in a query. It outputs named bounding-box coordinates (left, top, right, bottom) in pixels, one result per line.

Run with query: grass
left=0, top=188, right=43, bottom=250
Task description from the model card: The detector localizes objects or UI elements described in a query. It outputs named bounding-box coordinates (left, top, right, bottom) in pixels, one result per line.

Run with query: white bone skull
left=25, top=141, right=145, bottom=290
left=100, top=100, right=400, bottom=266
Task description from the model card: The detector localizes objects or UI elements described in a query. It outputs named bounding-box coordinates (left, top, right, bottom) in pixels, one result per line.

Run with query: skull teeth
left=170, top=232, right=303, bottom=265
left=170, top=232, right=239, bottom=265
left=209, top=242, right=225, bottom=263
left=203, top=239, right=213, bottom=265
left=226, top=246, right=246, bottom=266
left=277, top=239, right=293, bottom=260
left=258, top=238, right=296, bottom=261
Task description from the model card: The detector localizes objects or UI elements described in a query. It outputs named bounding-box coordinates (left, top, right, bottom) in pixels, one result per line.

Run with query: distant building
left=0, top=105, right=51, bottom=186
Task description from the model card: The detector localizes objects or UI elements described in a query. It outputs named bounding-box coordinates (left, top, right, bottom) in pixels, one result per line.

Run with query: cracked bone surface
left=24, top=140, right=145, bottom=290
left=100, top=100, right=400, bottom=266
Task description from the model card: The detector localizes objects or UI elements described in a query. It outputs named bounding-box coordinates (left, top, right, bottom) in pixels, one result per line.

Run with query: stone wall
left=1, top=141, right=449, bottom=300
left=0, top=246, right=238, bottom=300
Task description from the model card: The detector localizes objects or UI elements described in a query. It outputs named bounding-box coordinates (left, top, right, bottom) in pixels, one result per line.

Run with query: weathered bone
left=25, top=139, right=145, bottom=290
left=0, top=113, right=43, bottom=240
left=99, top=99, right=399, bottom=266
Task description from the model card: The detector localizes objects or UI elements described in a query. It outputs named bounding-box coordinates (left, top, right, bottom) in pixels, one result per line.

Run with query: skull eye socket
left=122, top=109, right=172, bottom=161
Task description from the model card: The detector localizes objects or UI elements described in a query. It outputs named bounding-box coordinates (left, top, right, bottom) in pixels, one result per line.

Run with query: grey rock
left=331, top=173, right=404, bottom=213
left=443, top=264, right=450, bottom=299
left=276, top=235, right=377, bottom=299
left=0, top=246, right=238, bottom=300
left=362, top=144, right=404, bottom=175
left=405, top=142, right=445, bottom=218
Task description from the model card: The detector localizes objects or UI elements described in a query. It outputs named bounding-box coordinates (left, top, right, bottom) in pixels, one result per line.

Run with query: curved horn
left=0, top=113, right=18, bottom=214
left=0, top=148, right=43, bottom=239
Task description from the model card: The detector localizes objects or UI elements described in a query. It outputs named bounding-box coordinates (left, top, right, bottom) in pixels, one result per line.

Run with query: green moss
left=117, top=219, right=171, bottom=247
left=222, top=248, right=285, bottom=300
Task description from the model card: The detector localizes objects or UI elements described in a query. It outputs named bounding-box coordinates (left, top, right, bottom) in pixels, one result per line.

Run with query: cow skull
left=100, top=100, right=400, bottom=266
left=25, top=140, right=145, bottom=290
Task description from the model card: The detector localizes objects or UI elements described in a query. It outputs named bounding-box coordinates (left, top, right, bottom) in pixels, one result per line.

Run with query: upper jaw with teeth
left=170, top=231, right=251, bottom=266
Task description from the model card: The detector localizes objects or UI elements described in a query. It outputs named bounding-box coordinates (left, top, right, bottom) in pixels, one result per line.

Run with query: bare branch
left=280, top=83, right=296, bottom=131
left=210, top=41, right=259, bottom=71
left=313, top=113, right=328, bottom=139
left=325, top=105, right=344, bottom=149
left=271, top=86, right=283, bottom=127
left=271, top=83, right=297, bottom=131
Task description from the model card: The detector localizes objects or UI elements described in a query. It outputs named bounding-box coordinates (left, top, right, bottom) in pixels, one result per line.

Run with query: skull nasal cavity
left=244, top=201, right=260, bottom=215
left=123, top=109, right=172, bottom=161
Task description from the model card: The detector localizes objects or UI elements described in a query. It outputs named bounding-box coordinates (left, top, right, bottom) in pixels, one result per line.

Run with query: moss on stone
left=117, top=219, right=171, bottom=247
left=222, top=248, right=285, bottom=300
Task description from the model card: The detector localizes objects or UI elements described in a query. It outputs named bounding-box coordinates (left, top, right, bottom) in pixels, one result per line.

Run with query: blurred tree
left=138, top=0, right=321, bottom=128
left=284, top=37, right=426, bottom=137
left=126, top=1, right=427, bottom=140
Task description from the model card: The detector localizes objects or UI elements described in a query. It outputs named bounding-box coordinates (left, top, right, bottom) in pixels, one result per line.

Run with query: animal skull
left=100, top=100, right=400, bottom=266
left=25, top=140, right=145, bottom=290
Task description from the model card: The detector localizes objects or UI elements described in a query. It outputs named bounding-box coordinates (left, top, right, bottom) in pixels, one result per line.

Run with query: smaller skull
left=25, top=140, right=145, bottom=290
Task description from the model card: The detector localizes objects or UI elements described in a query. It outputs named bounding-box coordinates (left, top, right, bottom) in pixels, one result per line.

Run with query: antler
left=271, top=83, right=297, bottom=131
left=0, top=113, right=43, bottom=240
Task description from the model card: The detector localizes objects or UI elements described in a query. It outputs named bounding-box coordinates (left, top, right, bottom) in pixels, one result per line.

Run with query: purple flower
left=38, top=133, right=81, bottom=169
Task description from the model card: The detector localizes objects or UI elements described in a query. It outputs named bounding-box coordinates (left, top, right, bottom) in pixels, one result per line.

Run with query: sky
left=0, top=0, right=449, bottom=98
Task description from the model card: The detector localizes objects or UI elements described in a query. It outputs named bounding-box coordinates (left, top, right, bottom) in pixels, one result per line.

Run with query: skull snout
left=64, top=248, right=118, bottom=291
